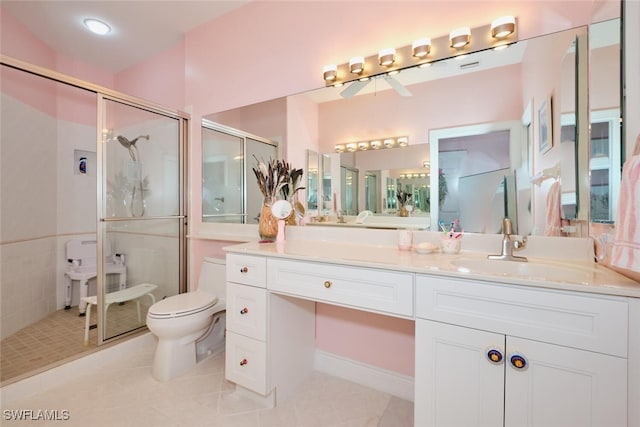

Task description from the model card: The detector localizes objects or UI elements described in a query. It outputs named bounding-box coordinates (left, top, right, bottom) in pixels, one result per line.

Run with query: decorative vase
left=286, top=210, right=297, bottom=226
left=259, top=199, right=278, bottom=240
left=399, top=205, right=409, bottom=217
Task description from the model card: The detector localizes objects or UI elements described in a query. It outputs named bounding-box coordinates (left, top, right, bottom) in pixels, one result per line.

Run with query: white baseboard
left=314, top=350, right=414, bottom=402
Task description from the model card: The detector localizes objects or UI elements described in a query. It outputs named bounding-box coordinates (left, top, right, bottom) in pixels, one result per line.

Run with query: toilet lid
left=148, top=292, right=218, bottom=318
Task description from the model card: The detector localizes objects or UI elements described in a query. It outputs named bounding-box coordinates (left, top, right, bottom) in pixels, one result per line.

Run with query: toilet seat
left=148, top=292, right=218, bottom=319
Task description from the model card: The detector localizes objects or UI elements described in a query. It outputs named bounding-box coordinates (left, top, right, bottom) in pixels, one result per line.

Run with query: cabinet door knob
left=240, top=358, right=248, bottom=366
left=240, top=266, right=248, bottom=273
left=509, top=353, right=528, bottom=370
left=240, top=307, right=248, bottom=315
left=486, top=348, right=504, bottom=364
left=323, top=280, right=332, bottom=288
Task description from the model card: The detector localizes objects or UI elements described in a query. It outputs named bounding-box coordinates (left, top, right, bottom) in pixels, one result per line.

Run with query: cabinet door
left=504, top=336, right=627, bottom=427
left=226, top=282, right=267, bottom=340
left=225, top=331, right=268, bottom=395
left=415, top=319, right=505, bottom=427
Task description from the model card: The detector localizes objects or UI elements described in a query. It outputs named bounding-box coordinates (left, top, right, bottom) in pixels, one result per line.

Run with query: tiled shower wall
left=1, top=86, right=97, bottom=339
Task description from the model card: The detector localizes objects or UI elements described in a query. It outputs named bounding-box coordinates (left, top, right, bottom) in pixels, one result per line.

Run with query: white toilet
left=146, top=257, right=226, bottom=381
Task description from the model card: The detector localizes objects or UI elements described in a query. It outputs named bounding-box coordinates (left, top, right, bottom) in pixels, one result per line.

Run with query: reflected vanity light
left=349, top=56, right=365, bottom=74
left=450, top=27, right=471, bottom=49
left=378, top=48, right=396, bottom=66
left=336, top=137, right=408, bottom=153
left=412, top=38, right=432, bottom=58
left=491, top=16, right=516, bottom=39
left=323, top=64, right=337, bottom=82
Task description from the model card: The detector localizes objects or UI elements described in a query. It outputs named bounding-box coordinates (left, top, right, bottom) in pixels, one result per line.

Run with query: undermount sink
left=451, top=257, right=597, bottom=284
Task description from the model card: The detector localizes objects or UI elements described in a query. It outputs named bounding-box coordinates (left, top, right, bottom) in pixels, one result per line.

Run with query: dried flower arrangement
left=396, top=189, right=412, bottom=207
left=252, top=156, right=305, bottom=202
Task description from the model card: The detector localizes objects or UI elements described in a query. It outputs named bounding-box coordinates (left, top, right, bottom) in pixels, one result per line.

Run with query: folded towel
left=611, top=153, right=640, bottom=273
left=544, top=181, right=562, bottom=236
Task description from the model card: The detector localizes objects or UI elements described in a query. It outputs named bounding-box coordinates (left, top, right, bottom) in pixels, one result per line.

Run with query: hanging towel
left=544, top=181, right=562, bottom=236
left=611, top=141, right=640, bottom=272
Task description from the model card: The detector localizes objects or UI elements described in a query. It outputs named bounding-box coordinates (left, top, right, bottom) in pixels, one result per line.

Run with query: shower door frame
left=1, top=54, right=189, bottom=347
left=96, top=94, right=189, bottom=345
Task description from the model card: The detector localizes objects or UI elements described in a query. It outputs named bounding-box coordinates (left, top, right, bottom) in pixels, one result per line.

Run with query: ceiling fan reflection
left=340, top=74, right=412, bottom=99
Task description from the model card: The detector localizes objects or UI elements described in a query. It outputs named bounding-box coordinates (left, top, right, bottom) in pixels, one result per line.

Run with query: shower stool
left=81, top=283, right=157, bottom=345
left=64, top=239, right=127, bottom=315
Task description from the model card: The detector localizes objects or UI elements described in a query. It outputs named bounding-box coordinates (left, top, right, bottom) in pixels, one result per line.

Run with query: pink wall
left=318, top=64, right=523, bottom=154
left=316, top=304, right=415, bottom=377
left=1, top=6, right=113, bottom=124
left=115, top=42, right=186, bottom=109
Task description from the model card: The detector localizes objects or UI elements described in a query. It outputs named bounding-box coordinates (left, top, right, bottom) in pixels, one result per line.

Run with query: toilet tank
left=197, top=257, right=226, bottom=299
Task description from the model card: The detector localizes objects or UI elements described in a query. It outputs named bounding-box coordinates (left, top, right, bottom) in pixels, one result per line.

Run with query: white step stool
left=81, top=283, right=157, bottom=345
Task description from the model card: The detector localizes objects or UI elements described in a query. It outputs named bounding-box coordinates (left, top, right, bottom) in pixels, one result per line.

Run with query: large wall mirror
left=202, top=17, right=623, bottom=237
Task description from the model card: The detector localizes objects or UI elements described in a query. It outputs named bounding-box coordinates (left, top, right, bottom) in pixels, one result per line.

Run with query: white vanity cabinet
left=414, top=275, right=628, bottom=427
left=225, top=254, right=271, bottom=396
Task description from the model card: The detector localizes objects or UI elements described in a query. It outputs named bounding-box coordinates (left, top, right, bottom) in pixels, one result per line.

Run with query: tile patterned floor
left=1, top=302, right=151, bottom=384
left=1, top=342, right=414, bottom=427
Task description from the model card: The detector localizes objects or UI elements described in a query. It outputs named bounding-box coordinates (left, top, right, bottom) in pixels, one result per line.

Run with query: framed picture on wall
left=538, top=95, right=553, bottom=153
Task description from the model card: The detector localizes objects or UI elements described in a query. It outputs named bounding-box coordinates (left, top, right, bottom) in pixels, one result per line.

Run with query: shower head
left=117, top=135, right=131, bottom=148
left=130, top=135, right=150, bottom=146
left=117, top=135, right=137, bottom=161
left=118, top=134, right=149, bottom=146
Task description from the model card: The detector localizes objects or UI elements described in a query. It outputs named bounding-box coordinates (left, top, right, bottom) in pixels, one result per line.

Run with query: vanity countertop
left=224, top=240, right=640, bottom=298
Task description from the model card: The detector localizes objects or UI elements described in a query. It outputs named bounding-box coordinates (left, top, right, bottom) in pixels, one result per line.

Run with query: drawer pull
left=486, top=348, right=504, bottom=364
left=240, top=358, right=248, bottom=366
left=323, top=280, right=332, bottom=289
left=240, top=266, right=248, bottom=273
left=509, top=353, right=528, bottom=370
left=240, top=307, right=248, bottom=315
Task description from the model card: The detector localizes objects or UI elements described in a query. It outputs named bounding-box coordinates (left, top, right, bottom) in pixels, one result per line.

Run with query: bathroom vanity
left=223, top=239, right=639, bottom=427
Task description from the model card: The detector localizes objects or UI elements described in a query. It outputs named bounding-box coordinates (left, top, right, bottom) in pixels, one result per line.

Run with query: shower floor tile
left=1, top=301, right=151, bottom=384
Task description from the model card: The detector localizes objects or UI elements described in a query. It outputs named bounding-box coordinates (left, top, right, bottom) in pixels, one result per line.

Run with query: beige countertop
left=224, top=239, right=640, bottom=299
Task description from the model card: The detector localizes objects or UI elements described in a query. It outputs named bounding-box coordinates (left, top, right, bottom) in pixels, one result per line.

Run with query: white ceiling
left=1, top=1, right=250, bottom=73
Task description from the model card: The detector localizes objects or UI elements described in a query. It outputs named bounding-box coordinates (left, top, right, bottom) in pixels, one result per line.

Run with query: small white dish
left=414, top=242, right=438, bottom=254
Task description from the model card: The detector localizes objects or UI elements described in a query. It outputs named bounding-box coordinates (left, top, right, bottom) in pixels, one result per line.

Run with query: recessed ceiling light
left=84, top=18, right=111, bottom=35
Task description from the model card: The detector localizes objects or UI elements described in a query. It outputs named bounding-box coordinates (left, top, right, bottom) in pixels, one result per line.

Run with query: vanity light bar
left=322, top=17, right=516, bottom=87
left=335, top=136, right=409, bottom=153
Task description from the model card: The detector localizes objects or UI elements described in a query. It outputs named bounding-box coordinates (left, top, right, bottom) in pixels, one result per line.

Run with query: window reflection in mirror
left=201, top=120, right=277, bottom=224
left=321, top=154, right=333, bottom=213
left=430, top=123, right=521, bottom=234
left=306, top=150, right=319, bottom=211
left=589, top=18, right=622, bottom=224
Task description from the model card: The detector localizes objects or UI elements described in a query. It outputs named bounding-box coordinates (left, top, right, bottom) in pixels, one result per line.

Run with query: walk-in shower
left=1, top=56, right=188, bottom=385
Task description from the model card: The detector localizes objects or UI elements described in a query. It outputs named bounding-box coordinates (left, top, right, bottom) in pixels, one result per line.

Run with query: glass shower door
left=98, top=96, right=187, bottom=343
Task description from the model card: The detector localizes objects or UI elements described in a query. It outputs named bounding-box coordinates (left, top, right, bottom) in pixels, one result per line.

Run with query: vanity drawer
left=415, top=275, right=628, bottom=357
left=225, top=331, right=269, bottom=395
left=226, top=254, right=267, bottom=288
left=267, top=259, right=413, bottom=317
left=226, top=282, right=267, bottom=340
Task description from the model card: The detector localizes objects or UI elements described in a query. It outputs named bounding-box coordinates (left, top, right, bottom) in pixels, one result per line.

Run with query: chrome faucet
left=488, top=218, right=527, bottom=262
